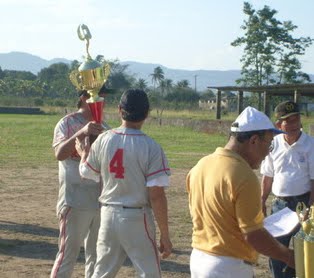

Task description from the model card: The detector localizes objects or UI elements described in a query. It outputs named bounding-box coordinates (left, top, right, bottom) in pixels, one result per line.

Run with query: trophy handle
left=69, top=69, right=82, bottom=90
left=103, top=63, right=111, bottom=81
left=296, top=202, right=307, bottom=221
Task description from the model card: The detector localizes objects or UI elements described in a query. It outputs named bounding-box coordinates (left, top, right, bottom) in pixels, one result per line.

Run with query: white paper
left=264, top=207, right=299, bottom=237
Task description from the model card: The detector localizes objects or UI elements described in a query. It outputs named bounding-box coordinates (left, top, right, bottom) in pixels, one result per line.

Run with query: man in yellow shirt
left=187, top=107, right=295, bottom=278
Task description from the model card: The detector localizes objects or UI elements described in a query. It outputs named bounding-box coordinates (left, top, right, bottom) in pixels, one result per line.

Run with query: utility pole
left=194, top=74, right=198, bottom=93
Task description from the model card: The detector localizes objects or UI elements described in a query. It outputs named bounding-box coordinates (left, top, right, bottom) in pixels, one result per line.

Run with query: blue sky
left=1, top=0, right=314, bottom=73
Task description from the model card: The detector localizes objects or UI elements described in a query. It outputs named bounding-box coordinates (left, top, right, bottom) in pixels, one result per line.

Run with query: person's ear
left=275, top=121, right=281, bottom=130
left=249, top=134, right=259, bottom=145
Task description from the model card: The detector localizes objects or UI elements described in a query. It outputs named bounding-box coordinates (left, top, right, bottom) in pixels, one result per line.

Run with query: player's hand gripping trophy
left=69, top=24, right=110, bottom=131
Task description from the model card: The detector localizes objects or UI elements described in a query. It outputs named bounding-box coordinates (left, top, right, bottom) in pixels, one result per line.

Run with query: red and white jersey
left=53, top=112, right=101, bottom=214
left=80, top=127, right=171, bottom=208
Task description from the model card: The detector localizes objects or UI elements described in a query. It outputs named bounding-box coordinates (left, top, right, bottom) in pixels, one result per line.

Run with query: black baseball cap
left=78, top=89, right=89, bottom=97
left=119, top=89, right=150, bottom=122
left=274, top=101, right=301, bottom=120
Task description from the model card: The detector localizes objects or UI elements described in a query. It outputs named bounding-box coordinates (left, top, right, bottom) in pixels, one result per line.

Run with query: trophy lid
left=79, top=57, right=102, bottom=71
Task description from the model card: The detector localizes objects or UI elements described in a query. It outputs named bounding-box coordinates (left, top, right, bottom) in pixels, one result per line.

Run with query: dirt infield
left=0, top=167, right=271, bottom=277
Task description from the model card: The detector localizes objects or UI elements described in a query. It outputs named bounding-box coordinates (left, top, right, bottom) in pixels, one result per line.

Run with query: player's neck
left=120, top=120, right=144, bottom=130
left=77, top=107, right=93, bottom=121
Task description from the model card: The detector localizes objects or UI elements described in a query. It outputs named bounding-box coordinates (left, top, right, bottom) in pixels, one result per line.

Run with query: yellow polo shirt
left=187, top=147, right=264, bottom=263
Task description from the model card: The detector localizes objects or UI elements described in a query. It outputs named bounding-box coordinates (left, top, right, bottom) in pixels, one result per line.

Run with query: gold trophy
left=294, top=202, right=307, bottom=278
left=69, top=24, right=111, bottom=124
left=294, top=203, right=314, bottom=278
left=304, top=206, right=314, bottom=278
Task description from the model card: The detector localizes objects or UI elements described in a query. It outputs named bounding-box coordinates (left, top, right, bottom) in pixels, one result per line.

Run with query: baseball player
left=76, top=89, right=172, bottom=278
left=51, top=89, right=108, bottom=278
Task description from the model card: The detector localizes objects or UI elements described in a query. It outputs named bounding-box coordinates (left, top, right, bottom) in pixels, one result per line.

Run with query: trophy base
left=87, top=99, right=104, bottom=124
left=86, top=96, right=104, bottom=103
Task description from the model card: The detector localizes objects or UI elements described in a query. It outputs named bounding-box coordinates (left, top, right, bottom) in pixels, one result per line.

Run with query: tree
left=176, top=79, right=190, bottom=89
left=105, top=60, right=135, bottom=91
left=150, top=66, right=164, bottom=90
left=149, top=66, right=166, bottom=125
left=37, top=63, right=75, bottom=98
left=135, top=78, right=148, bottom=90
left=164, top=79, right=173, bottom=94
left=200, top=89, right=215, bottom=101
left=231, top=2, right=313, bottom=86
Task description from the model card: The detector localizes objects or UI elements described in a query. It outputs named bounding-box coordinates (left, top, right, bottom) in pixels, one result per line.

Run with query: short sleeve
left=146, top=143, right=171, bottom=181
left=260, top=154, right=274, bottom=177
left=84, top=138, right=101, bottom=175
left=308, top=137, right=314, bottom=180
left=52, top=118, right=68, bottom=148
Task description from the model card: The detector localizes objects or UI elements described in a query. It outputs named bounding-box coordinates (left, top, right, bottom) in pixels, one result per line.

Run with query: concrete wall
left=0, top=107, right=44, bottom=115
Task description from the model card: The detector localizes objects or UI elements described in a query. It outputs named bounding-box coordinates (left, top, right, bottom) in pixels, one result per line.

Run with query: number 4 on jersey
left=109, top=149, right=125, bottom=179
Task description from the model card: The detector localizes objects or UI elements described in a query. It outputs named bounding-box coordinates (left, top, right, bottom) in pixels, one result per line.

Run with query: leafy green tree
left=37, top=63, right=75, bottom=98
left=176, top=79, right=190, bottom=89
left=109, top=61, right=135, bottom=92
left=70, top=59, right=80, bottom=71
left=231, top=2, right=313, bottom=86
left=165, top=89, right=199, bottom=103
left=200, top=89, right=215, bottom=101
left=1, top=69, right=36, bottom=81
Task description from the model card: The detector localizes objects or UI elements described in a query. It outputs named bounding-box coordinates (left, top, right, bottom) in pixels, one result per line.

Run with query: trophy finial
left=77, top=24, right=92, bottom=59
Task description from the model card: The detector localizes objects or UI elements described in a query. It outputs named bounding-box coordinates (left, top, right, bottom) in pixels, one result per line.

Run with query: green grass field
left=1, top=110, right=313, bottom=169
left=0, top=113, right=227, bottom=170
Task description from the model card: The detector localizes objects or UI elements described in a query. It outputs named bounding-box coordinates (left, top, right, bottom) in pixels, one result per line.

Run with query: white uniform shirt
left=80, top=127, right=171, bottom=208
left=53, top=113, right=101, bottom=213
left=261, top=132, right=314, bottom=197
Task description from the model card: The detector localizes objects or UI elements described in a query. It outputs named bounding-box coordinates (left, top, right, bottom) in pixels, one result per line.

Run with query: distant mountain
left=0, top=51, right=240, bottom=90
left=1, top=52, right=313, bottom=91
left=121, top=61, right=242, bottom=91
left=0, top=52, right=71, bottom=74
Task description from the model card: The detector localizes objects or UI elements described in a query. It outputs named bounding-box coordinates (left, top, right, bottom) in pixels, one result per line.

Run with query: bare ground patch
left=0, top=167, right=271, bottom=277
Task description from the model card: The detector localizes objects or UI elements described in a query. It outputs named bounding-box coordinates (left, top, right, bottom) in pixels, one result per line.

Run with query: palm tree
left=165, top=79, right=173, bottom=95
left=136, top=78, right=148, bottom=90
left=159, top=80, right=167, bottom=96
left=150, top=66, right=164, bottom=90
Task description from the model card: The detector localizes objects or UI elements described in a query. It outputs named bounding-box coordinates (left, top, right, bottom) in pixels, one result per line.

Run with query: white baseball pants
left=190, top=248, right=254, bottom=278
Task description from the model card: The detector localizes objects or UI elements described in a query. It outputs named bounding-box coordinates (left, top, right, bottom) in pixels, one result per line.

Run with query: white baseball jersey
left=261, top=132, right=314, bottom=196
left=53, top=112, right=101, bottom=214
left=80, top=127, right=171, bottom=207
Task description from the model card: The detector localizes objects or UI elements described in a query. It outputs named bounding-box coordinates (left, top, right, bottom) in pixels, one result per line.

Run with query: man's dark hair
left=119, top=89, right=150, bottom=122
left=76, top=90, right=89, bottom=108
left=230, top=130, right=267, bottom=143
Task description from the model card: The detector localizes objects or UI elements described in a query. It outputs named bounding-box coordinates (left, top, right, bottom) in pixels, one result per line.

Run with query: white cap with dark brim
left=230, top=106, right=284, bottom=134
